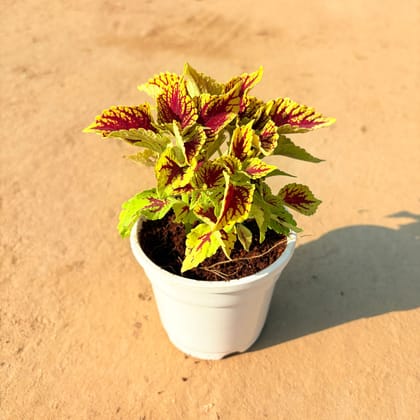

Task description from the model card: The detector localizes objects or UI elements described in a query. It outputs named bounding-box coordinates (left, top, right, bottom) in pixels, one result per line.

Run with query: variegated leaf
left=193, top=196, right=218, bottom=225
left=278, top=183, right=321, bottom=215
left=229, top=122, right=254, bottom=160
left=274, top=135, right=323, bottom=163
left=224, top=66, right=264, bottom=97
left=157, top=81, right=198, bottom=129
left=155, top=147, right=190, bottom=194
left=219, top=229, right=236, bottom=258
left=258, top=119, right=279, bottom=156
left=172, top=201, right=198, bottom=226
left=268, top=98, right=336, bottom=133
left=183, top=126, right=207, bottom=164
left=194, top=160, right=225, bottom=190
left=118, top=189, right=172, bottom=237
left=182, top=224, right=221, bottom=272
left=138, top=72, right=180, bottom=98
left=214, top=155, right=241, bottom=174
left=244, top=157, right=277, bottom=179
left=183, top=62, right=224, bottom=96
left=197, top=83, right=242, bottom=137
left=216, top=173, right=255, bottom=230
left=239, top=96, right=266, bottom=121
left=83, top=104, right=155, bottom=135
left=224, top=67, right=264, bottom=112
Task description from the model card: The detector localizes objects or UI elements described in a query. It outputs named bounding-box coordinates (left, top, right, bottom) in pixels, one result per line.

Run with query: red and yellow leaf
left=268, top=98, right=336, bottom=133
left=157, top=81, right=198, bottom=129
left=194, top=160, right=225, bottom=190
left=219, top=229, right=236, bottom=258
left=193, top=199, right=218, bottom=224
left=244, top=157, right=277, bottom=179
left=258, top=119, right=279, bottom=156
left=215, top=155, right=241, bottom=174
left=240, top=96, right=269, bottom=129
left=138, top=72, right=180, bottom=97
left=229, top=122, right=254, bottom=160
left=216, top=174, right=255, bottom=229
left=183, top=126, right=207, bottom=164
left=172, top=201, right=198, bottom=226
left=155, top=147, right=190, bottom=193
left=182, top=224, right=221, bottom=272
left=84, top=104, right=155, bottom=135
left=197, top=83, right=242, bottom=137
left=224, top=67, right=264, bottom=97
left=278, top=183, right=321, bottom=215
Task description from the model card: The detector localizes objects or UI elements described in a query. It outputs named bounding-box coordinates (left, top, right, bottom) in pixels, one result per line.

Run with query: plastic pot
left=130, top=219, right=297, bottom=360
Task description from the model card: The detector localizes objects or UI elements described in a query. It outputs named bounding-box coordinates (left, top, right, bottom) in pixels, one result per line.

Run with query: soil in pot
left=139, top=212, right=288, bottom=281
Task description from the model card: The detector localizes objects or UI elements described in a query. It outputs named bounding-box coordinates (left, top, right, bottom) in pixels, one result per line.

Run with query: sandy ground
left=1, top=0, right=419, bottom=418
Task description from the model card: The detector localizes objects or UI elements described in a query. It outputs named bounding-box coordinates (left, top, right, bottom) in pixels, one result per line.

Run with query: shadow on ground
left=251, top=211, right=420, bottom=351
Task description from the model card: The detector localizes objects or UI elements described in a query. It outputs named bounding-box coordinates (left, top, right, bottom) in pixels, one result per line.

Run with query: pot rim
left=130, top=218, right=297, bottom=290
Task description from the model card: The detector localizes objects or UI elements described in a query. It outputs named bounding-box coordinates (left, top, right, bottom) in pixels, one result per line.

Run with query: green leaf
left=183, top=62, right=224, bottom=96
left=182, top=224, right=221, bottom=272
left=278, top=183, right=322, bottom=216
left=266, top=217, right=293, bottom=236
left=250, top=200, right=268, bottom=243
left=264, top=168, right=296, bottom=178
left=236, top=223, right=253, bottom=251
left=108, top=128, right=170, bottom=153
left=273, top=135, right=323, bottom=163
left=125, top=149, right=157, bottom=166
left=118, top=189, right=173, bottom=237
left=251, top=184, right=300, bottom=242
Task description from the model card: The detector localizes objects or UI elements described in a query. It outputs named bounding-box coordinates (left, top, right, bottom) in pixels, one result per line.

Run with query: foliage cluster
left=84, top=64, right=335, bottom=272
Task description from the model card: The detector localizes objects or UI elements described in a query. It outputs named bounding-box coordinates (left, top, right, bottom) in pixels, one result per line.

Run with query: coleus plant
left=84, top=63, right=335, bottom=273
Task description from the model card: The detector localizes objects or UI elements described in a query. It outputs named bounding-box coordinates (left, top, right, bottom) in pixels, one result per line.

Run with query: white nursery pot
left=130, top=219, right=297, bottom=360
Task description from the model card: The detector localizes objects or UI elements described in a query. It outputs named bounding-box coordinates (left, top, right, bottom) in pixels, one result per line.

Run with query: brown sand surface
left=1, top=0, right=419, bottom=418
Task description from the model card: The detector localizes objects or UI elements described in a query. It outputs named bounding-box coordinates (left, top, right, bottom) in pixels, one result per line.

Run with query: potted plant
left=84, top=63, right=335, bottom=359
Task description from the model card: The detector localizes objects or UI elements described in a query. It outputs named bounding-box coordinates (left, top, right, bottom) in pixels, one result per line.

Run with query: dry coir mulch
left=139, top=212, right=287, bottom=281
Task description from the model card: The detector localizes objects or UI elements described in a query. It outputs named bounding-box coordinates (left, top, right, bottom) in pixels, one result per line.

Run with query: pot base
left=167, top=330, right=263, bottom=360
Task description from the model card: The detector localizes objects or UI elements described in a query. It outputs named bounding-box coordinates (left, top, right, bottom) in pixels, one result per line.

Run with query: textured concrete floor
left=1, top=0, right=419, bottom=418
